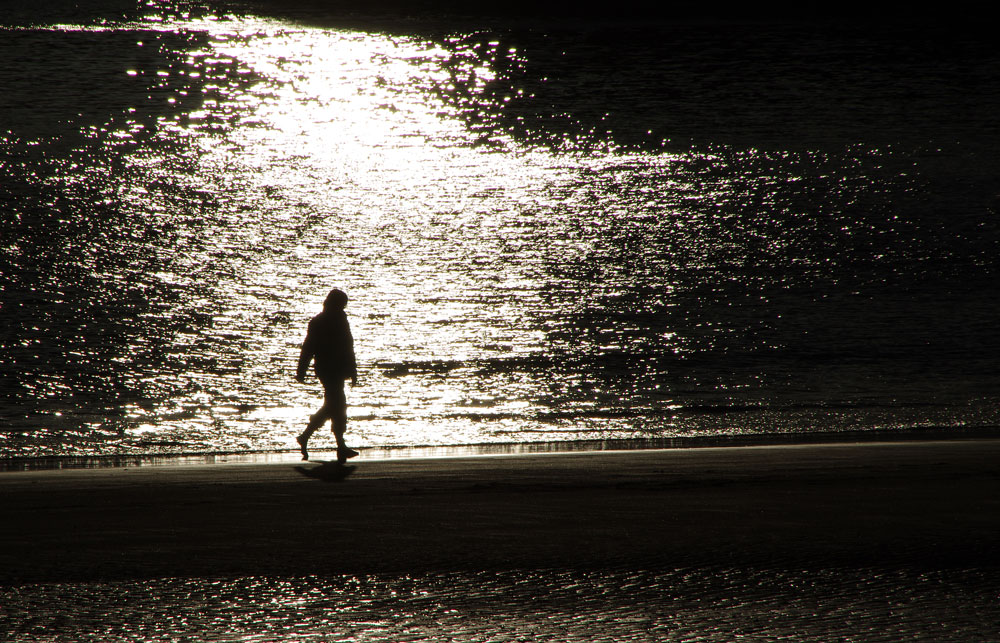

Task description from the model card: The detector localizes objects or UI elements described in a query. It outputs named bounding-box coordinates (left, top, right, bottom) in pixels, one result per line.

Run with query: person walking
left=295, top=288, right=359, bottom=463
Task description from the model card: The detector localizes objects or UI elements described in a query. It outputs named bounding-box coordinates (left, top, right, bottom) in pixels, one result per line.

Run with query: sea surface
left=3, top=1, right=1000, bottom=460
left=5, top=567, right=1000, bottom=642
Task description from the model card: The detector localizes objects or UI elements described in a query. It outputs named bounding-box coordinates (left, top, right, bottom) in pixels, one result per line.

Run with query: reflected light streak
left=10, top=8, right=927, bottom=458
left=98, top=14, right=670, bottom=454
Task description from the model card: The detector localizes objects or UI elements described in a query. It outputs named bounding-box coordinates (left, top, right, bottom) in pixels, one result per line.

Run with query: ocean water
left=3, top=1, right=1000, bottom=459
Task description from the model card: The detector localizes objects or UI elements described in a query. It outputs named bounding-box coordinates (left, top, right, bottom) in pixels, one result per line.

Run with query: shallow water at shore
left=5, top=441, right=1000, bottom=639
left=5, top=567, right=1000, bottom=642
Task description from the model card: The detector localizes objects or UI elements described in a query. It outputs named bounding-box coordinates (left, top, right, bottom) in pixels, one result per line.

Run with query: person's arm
left=347, top=321, right=358, bottom=386
left=296, top=324, right=314, bottom=382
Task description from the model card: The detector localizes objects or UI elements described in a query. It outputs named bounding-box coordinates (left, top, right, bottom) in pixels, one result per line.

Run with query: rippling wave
left=6, top=568, right=1000, bottom=642
left=2, top=1, right=999, bottom=458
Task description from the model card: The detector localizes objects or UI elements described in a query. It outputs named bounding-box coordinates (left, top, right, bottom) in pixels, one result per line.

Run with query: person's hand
left=295, top=374, right=306, bottom=384
left=350, top=375, right=358, bottom=387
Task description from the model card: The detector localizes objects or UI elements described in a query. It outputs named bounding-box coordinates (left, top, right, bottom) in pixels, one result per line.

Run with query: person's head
left=324, top=288, right=348, bottom=311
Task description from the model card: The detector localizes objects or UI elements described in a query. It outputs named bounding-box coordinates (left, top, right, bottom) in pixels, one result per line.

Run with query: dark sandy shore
left=2, top=440, right=999, bottom=585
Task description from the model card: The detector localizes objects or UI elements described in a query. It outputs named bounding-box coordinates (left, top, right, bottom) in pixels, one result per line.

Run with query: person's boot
left=337, top=446, right=359, bottom=463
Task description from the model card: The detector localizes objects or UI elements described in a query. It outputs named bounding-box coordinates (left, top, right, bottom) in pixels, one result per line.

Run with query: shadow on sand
left=295, top=460, right=356, bottom=482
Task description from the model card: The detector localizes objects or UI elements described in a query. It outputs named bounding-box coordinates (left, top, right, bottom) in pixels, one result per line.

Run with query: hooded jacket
left=297, top=305, right=358, bottom=382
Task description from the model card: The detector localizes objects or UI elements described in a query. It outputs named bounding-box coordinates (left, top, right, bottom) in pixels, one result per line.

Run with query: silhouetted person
left=295, top=288, right=359, bottom=463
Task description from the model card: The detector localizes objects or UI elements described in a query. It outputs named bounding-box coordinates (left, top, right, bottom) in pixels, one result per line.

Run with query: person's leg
left=327, top=382, right=358, bottom=462
left=301, top=410, right=328, bottom=440
left=297, top=401, right=332, bottom=460
left=329, top=384, right=348, bottom=450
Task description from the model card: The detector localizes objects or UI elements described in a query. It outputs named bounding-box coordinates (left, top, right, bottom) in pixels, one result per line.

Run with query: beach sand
left=2, top=439, right=1000, bottom=585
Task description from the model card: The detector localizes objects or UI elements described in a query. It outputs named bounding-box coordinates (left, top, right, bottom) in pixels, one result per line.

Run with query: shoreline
left=4, top=424, right=1000, bottom=472
left=3, top=438, right=1000, bottom=585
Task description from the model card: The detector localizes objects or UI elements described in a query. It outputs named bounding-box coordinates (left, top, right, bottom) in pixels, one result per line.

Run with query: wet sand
left=2, top=439, right=1000, bottom=585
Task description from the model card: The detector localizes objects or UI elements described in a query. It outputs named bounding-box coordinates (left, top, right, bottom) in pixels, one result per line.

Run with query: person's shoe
left=296, top=435, right=309, bottom=461
left=337, top=446, right=359, bottom=463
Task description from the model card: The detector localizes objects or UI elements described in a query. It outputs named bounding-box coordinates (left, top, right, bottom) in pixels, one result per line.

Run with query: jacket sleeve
left=346, top=322, right=358, bottom=378
left=297, top=325, right=314, bottom=380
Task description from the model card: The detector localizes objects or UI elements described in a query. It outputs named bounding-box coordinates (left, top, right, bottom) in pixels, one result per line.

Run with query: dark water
left=2, top=1, right=1000, bottom=458
left=5, top=568, right=1000, bottom=642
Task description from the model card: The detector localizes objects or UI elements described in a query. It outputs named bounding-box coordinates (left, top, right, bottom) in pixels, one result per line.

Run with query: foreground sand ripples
left=4, top=567, right=1000, bottom=641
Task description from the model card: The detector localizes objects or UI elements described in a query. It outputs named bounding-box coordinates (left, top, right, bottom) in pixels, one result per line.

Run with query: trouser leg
left=300, top=410, right=326, bottom=440
left=327, top=383, right=348, bottom=450
left=301, top=378, right=349, bottom=453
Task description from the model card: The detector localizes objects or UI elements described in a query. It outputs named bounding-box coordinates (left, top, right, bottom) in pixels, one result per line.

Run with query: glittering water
left=3, top=2, right=1000, bottom=458
left=4, top=568, right=1000, bottom=642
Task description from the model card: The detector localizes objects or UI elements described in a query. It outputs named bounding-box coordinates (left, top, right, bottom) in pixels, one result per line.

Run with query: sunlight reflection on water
left=7, top=15, right=702, bottom=454
left=3, top=4, right=1000, bottom=457
left=5, top=567, right=1000, bottom=642
left=144, top=18, right=642, bottom=452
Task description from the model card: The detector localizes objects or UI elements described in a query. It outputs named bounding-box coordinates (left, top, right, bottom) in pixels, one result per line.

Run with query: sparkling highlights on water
left=5, top=568, right=1000, bottom=642
left=4, top=14, right=691, bottom=455
left=4, top=5, right=998, bottom=458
